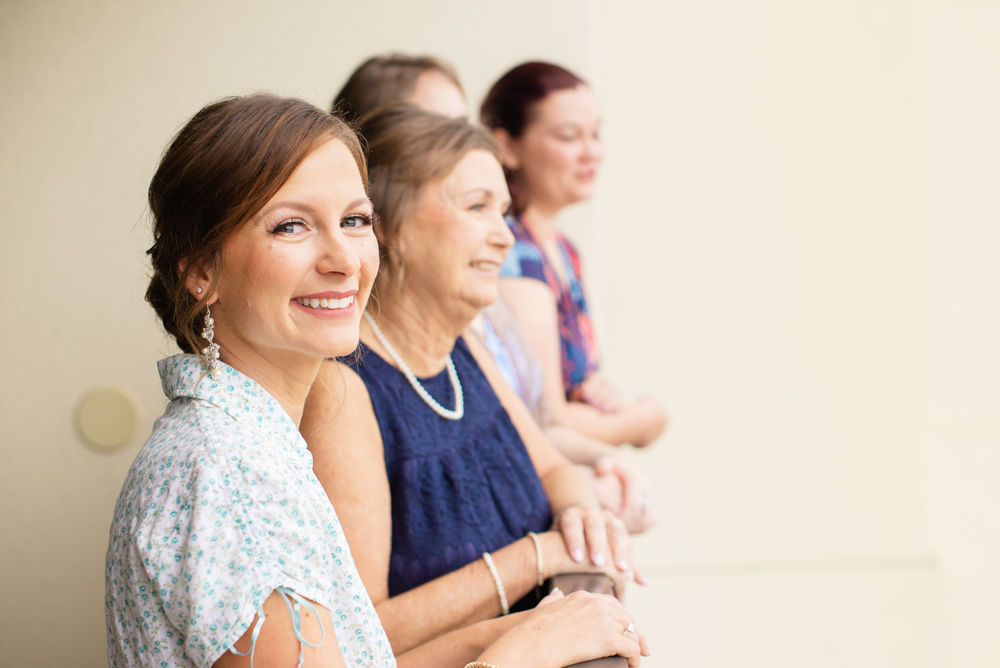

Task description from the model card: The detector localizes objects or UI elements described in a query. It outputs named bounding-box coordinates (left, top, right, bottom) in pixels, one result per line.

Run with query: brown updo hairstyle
left=146, top=93, right=366, bottom=355
left=358, top=104, right=497, bottom=293
left=333, top=54, right=464, bottom=125
left=479, top=61, right=586, bottom=215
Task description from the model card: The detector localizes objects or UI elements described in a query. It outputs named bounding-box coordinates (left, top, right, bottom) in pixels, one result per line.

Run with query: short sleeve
left=500, top=238, right=547, bottom=283
left=126, top=427, right=341, bottom=665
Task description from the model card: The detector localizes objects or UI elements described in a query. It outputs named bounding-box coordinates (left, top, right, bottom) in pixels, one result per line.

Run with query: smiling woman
left=108, top=93, right=391, bottom=667
left=300, top=105, right=649, bottom=665
left=482, top=62, right=668, bottom=450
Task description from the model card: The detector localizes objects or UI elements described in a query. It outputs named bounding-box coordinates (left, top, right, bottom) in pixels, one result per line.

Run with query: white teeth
left=295, top=295, right=355, bottom=310
left=472, top=261, right=499, bottom=271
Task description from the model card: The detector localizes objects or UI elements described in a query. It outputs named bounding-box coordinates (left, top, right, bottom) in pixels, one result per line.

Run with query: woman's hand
left=570, top=372, right=625, bottom=413
left=592, top=455, right=658, bottom=534
left=545, top=506, right=648, bottom=596
left=476, top=589, right=650, bottom=668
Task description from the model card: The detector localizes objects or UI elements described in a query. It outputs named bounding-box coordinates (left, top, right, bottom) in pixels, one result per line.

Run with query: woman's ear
left=492, top=128, right=521, bottom=171
left=180, top=257, right=218, bottom=304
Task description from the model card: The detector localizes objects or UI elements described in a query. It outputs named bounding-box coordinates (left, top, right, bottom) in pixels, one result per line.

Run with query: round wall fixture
left=76, top=385, right=142, bottom=452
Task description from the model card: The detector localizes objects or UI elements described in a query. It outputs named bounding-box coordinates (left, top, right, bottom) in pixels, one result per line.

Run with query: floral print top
left=499, top=214, right=600, bottom=396
left=105, top=354, right=395, bottom=668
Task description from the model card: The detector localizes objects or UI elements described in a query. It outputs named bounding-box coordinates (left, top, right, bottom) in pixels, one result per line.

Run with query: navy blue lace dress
left=343, top=337, right=552, bottom=597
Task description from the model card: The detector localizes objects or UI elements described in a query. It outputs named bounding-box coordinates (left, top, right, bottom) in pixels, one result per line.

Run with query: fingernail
left=551, top=586, right=560, bottom=593
left=593, top=553, right=606, bottom=566
left=617, top=559, right=629, bottom=571
left=572, top=549, right=585, bottom=563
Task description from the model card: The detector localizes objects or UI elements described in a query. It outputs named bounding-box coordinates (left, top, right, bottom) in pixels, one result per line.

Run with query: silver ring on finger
left=622, top=621, right=635, bottom=636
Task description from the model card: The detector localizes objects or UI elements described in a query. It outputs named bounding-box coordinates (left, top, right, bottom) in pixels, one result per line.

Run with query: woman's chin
left=464, top=289, right=500, bottom=313
left=302, top=334, right=361, bottom=361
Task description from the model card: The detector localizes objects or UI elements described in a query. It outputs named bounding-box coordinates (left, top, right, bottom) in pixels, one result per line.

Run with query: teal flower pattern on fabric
left=105, top=354, right=395, bottom=667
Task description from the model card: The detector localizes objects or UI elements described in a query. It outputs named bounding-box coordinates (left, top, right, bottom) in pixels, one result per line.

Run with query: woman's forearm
left=395, top=614, right=523, bottom=668
left=544, top=425, right=620, bottom=466
left=556, top=397, right=666, bottom=447
left=540, top=458, right=600, bottom=512
left=374, top=536, right=540, bottom=654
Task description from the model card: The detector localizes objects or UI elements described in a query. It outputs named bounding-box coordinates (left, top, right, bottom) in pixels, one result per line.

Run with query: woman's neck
left=215, top=340, right=320, bottom=427
left=365, top=285, right=473, bottom=377
left=520, top=201, right=562, bottom=244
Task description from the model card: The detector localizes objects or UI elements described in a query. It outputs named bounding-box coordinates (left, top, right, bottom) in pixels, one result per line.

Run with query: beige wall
left=0, top=1, right=996, bottom=666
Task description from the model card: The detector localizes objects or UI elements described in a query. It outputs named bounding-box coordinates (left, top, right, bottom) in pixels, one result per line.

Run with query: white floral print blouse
left=105, top=354, right=395, bottom=668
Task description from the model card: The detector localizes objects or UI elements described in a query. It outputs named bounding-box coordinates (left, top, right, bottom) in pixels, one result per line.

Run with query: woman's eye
left=342, top=213, right=374, bottom=229
left=469, top=203, right=486, bottom=212
left=272, top=220, right=305, bottom=235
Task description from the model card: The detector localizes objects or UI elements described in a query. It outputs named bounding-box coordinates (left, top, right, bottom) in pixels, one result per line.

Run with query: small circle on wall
left=76, top=385, right=142, bottom=452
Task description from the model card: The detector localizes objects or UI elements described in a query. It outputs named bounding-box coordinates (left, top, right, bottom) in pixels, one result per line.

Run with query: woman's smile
left=292, top=290, right=358, bottom=317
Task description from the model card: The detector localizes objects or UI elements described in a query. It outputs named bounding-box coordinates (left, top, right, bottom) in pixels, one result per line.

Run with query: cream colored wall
left=591, top=1, right=999, bottom=666
left=0, top=0, right=996, bottom=666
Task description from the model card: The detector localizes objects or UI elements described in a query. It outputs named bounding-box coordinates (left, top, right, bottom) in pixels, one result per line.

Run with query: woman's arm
left=545, top=426, right=658, bottom=534
left=303, top=362, right=583, bottom=655
left=214, top=591, right=345, bottom=668
left=497, top=278, right=667, bottom=447
left=465, top=332, right=640, bottom=583
left=301, top=361, right=392, bottom=603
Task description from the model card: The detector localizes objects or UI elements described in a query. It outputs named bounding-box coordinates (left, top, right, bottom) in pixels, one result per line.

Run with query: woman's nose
left=583, top=136, right=603, bottom=162
left=318, top=230, right=362, bottom=276
left=490, top=211, right=515, bottom=249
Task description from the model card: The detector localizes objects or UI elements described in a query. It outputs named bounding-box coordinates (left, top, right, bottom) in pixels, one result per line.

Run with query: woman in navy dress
left=301, top=106, right=645, bottom=658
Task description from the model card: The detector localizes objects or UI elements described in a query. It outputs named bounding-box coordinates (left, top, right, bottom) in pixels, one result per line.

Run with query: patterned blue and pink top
left=499, top=214, right=599, bottom=397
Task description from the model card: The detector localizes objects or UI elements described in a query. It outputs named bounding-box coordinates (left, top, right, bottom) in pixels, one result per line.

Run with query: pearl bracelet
left=526, top=531, right=544, bottom=588
left=482, top=551, right=509, bottom=615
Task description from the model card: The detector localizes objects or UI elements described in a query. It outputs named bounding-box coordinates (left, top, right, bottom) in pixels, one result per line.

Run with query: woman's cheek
left=361, top=234, right=380, bottom=284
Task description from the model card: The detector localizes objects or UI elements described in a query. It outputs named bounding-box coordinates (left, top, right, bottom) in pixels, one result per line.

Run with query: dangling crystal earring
left=201, top=306, right=222, bottom=380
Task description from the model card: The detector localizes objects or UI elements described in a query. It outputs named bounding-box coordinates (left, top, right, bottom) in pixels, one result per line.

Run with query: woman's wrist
left=539, top=530, right=572, bottom=579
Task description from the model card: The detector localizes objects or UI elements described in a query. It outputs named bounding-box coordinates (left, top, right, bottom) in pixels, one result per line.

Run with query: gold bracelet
left=481, top=551, right=509, bottom=615
left=465, top=663, right=500, bottom=668
left=526, top=531, right=544, bottom=587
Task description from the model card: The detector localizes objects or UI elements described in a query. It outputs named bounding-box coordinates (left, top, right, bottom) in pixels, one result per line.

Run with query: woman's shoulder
left=500, top=240, right=548, bottom=283
left=107, top=395, right=364, bottom=665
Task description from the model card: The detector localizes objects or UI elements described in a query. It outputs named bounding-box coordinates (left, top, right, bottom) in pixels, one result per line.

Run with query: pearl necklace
left=363, top=311, right=464, bottom=420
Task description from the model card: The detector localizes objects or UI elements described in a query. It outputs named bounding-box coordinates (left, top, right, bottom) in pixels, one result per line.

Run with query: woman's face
left=208, top=139, right=378, bottom=363
left=392, top=148, right=513, bottom=317
left=505, top=84, right=604, bottom=211
left=407, top=70, right=468, bottom=119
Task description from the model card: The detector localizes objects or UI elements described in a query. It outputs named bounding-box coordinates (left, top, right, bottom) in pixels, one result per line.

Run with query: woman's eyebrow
left=343, top=197, right=373, bottom=212
left=255, top=197, right=372, bottom=221
left=255, top=200, right=319, bottom=220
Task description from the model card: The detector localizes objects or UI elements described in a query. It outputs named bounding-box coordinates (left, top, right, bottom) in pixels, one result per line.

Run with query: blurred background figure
left=333, top=53, right=468, bottom=122
left=483, top=62, right=668, bottom=453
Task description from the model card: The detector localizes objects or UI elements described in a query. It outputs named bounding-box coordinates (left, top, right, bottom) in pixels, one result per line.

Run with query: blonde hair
left=333, top=54, right=463, bottom=125
left=359, top=104, right=498, bottom=292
